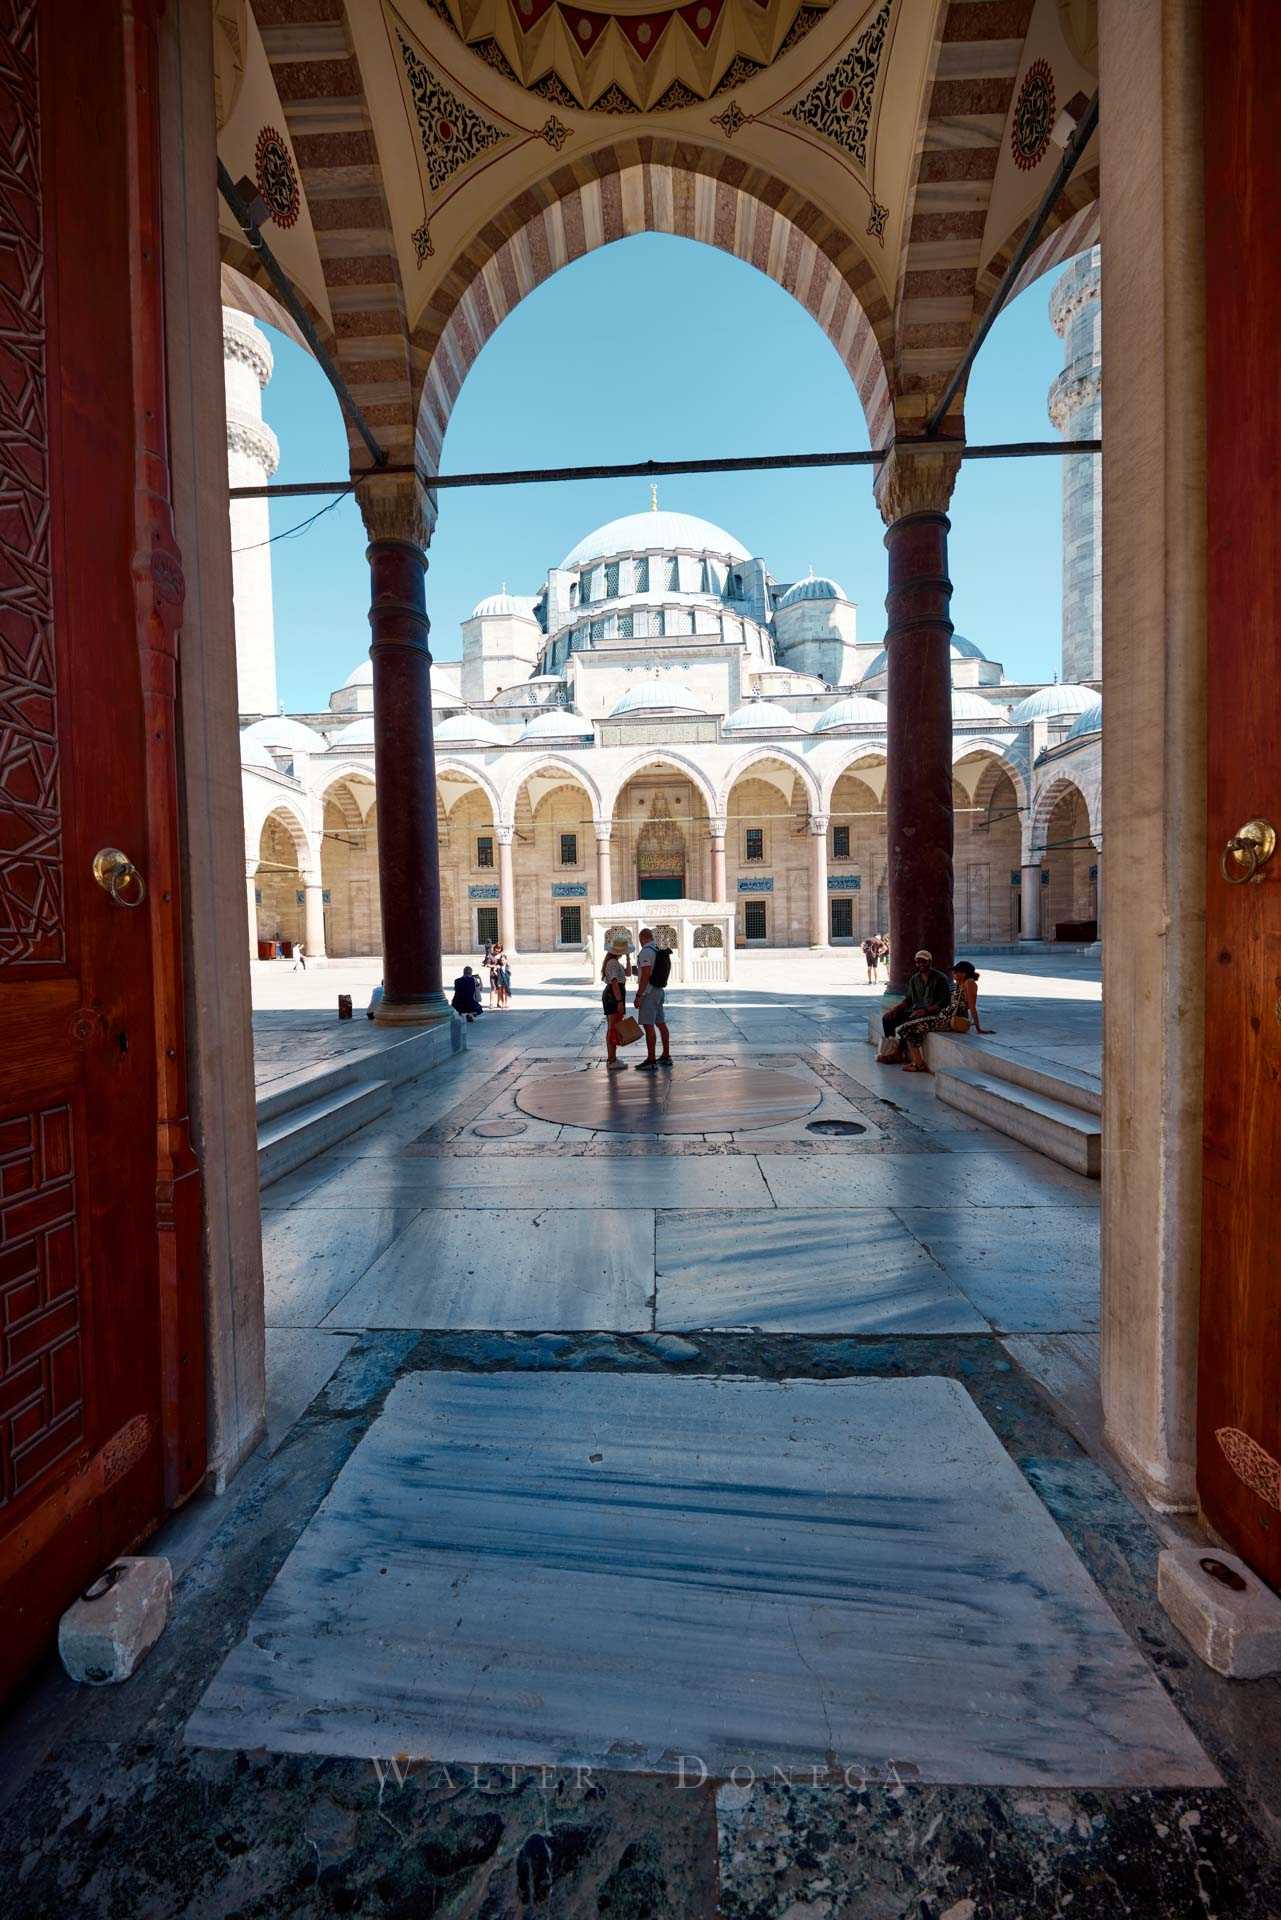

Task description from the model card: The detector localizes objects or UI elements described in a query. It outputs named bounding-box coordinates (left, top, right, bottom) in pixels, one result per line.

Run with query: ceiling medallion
left=253, top=125, right=300, bottom=228
left=540, top=113, right=571, bottom=148
left=711, top=97, right=750, bottom=138
left=1010, top=56, right=1056, bottom=171
left=865, top=195, right=886, bottom=243
left=781, top=0, right=890, bottom=171
left=398, top=34, right=510, bottom=194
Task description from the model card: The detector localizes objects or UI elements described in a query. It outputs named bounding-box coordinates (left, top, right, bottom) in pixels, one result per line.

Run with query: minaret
left=223, top=308, right=280, bottom=716
left=1047, top=246, right=1101, bottom=685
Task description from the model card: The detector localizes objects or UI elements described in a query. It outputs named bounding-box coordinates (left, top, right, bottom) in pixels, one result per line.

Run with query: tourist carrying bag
left=650, top=946, right=672, bottom=989
left=875, top=1034, right=901, bottom=1062
left=615, top=1015, right=642, bottom=1046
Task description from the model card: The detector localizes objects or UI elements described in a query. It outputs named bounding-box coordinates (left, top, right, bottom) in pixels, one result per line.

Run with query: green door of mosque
left=639, top=876, right=683, bottom=900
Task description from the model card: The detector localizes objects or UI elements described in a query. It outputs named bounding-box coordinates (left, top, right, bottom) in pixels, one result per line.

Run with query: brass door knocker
left=1220, top=818, right=1277, bottom=886
left=92, top=848, right=147, bottom=907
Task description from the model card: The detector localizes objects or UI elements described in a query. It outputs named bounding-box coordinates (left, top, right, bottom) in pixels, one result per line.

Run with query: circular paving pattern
left=473, top=1119, right=528, bottom=1138
left=513, top=1064, right=822, bottom=1135
left=806, top=1118, right=867, bottom=1137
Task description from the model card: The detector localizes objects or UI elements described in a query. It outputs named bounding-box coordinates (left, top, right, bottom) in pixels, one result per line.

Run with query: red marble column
left=367, top=534, right=449, bottom=1023
left=879, top=450, right=959, bottom=992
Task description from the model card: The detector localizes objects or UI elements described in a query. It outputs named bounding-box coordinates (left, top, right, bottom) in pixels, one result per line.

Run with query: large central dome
left=561, top=509, right=751, bottom=572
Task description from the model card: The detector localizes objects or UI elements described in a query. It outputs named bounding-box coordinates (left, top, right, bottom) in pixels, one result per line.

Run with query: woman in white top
left=601, top=941, right=629, bottom=1072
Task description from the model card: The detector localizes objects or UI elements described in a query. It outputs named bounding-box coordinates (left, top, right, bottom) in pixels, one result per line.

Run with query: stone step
left=935, top=1068, right=1101, bottom=1179
left=255, top=1021, right=463, bottom=1127
left=257, top=1080, right=393, bottom=1189
left=863, top=1015, right=1101, bottom=1116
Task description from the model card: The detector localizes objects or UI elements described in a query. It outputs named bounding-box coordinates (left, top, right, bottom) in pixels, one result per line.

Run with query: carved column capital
left=874, top=442, right=962, bottom=526
left=495, top=823, right=516, bottom=846
left=707, top=815, right=728, bottom=839
left=594, top=822, right=612, bottom=844
left=807, top=813, right=830, bottom=835
left=358, top=476, right=432, bottom=549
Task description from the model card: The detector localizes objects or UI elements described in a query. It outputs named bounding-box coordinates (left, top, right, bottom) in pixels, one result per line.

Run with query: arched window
left=635, top=556, right=650, bottom=592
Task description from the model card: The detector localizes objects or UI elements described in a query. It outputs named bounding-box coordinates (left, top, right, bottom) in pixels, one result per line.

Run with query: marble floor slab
left=758, top=1148, right=1100, bottom=1212
left=514, top=1064, right=821, bottom=1136
left=320, top=1209, right=654, bottom=1331
left=262, top=1155, right=777, bottom=1212
left=263, top=1328, right=359, bottom=1451
left=186, top=1372, right=1214, bottom=1787
left=264, top=1207, right=421, bottom=1326
left=897, top=1208, right=1100, bottom=1332
left=655, top=1211, right=988, bottom=1333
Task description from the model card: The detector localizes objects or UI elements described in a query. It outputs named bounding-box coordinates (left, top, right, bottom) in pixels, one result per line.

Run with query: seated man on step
left=878, top=948, right=951, bottom=1063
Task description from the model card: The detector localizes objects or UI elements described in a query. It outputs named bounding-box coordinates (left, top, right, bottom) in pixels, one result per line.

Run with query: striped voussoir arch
left=412, top=138, right=896, bottom=486
left=893, top=0, right=1039, bottom=427
left=983, top=175, right=1100, bottom=312
left=255, top=0, right=419, bottom=473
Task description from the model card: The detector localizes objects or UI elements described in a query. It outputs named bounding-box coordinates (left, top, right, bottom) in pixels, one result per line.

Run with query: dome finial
left=649, top=483, right=659, bottom=512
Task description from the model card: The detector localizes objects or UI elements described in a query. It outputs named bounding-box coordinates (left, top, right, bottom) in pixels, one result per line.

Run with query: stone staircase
left=257, top=1018, right=464, bottom=1188
left=868, top=1018, right=1101, bottom=1178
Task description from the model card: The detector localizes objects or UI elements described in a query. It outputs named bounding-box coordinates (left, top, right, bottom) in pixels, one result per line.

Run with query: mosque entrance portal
left=635, top=795, right=687, bottom=901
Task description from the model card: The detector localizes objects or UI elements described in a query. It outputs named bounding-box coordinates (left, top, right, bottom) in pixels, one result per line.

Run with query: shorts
left=601, top=988, right=624, bottom=1018
left=636, top=985, right=665, bottom=1027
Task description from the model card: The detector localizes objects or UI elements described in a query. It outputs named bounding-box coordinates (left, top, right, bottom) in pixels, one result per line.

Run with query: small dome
left=777, top=574, right=848, bottom=608
left=330, top=716, right=375, bottom=747
left=241, top=716, right=324, bottom=754
left=609, top=676, right=710, bottom=718
left=239, top=732, right=277, bottom=770
left=1006, top=683, right=1098, bottom=725
left=470, top=590, right=539, bottom=621
left=952, top=689, right=1009, bottom=722
left=1064, top=697, right=1103, bottom=740
left=723, top=701, right=811, bottom=734
left=516, top=709, right=595, bottom=744
left=342, top=660, right=373, bottom=689
left=434, top=712, right=508, bottom=746
left=812, top=694, right=887, bottom=731
left=860, top=636, right=988, bottom=683
left=562, top=509, right=750, bottom=570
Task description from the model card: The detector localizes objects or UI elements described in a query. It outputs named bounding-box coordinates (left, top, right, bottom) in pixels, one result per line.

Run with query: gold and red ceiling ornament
left=396, top=31, right=513, bottom=196
left=778, top=0, right=890, bottom=173
left=416, top=0, right=836, bottom=114
left=1010, top=56, right=1056, bottom=171
left=253, top=125, right=301, bottom=229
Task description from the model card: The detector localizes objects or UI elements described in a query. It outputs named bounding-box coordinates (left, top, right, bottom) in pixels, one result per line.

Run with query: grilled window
left=559, top=832, right=578, bottom=867
left=744, top=827, right=765, bottom=863
left=832, top=824, right=851, bottom=859
left=476, top=835, right=494, bottom=869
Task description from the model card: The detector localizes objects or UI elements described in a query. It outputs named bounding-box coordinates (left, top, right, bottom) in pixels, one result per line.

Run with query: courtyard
left=4, top=951, right=1279, bottom=1916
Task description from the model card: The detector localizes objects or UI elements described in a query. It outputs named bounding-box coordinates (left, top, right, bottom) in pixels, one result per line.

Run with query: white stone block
left=1158, top=1546, right=1281, bottom=1679
left=58, top=1555, right=172, bottom=1686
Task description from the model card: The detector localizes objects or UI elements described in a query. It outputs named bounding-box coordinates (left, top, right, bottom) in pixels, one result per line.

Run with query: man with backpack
left=633, top=926, right=672, bottom=1071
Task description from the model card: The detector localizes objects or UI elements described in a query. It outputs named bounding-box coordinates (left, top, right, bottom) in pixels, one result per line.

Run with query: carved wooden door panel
left=0, top=1, right=204, bottom=1697
left=1198, top=0, right=1281, bottom=1586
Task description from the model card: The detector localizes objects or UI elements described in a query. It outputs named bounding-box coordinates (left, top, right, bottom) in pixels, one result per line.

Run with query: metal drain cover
left=806, top=1118, right=866, bottom=1137
left=473, top=1120, right=528, bottom=1138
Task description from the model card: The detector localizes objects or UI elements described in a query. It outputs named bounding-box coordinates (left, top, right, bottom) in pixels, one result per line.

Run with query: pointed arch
left=603, top=749, right=719, bottom=826
left=719, top=746, right=821, bottom=817
left=501, top=755, right=604, bottom=827
left=434, top=757, right=504, bottom=820
left=817, top=745, right=888, bottom=813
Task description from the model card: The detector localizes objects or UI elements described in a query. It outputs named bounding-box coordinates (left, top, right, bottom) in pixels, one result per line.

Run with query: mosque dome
left=470, top=589, right=540, bottom=620
left=776, top=574, right=848, bottom=607
left=516, top=709, right=595, bottom=744
left=860, top=634, right=989, bottom=683
left=562, top=510, right=750, bottom=571
left=490, top=676, right=567, bottom=708
left=331, top=716, right=375, bottom=747
left=434, top=712, right=508, bottom=746
left=812, top=693, right=888, bottom=731
left=242, top=716, right=324, bottom=755
left=342, top=660, right=372, bottom=689
left=239, top=732, right=277, bottom=770
left=722, top=701, right=811, bottom=734
left=609, top=675, right=710, bottom=717
left=1006, top=683, right=1097, bottom=725
left=1064, top=696, right=1103, bottom=740
left=952, top=689, right=1009, bottom=721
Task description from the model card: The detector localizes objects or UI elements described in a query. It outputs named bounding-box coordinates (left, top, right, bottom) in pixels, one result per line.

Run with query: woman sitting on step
left=900, top=960, right=996, bottom=1073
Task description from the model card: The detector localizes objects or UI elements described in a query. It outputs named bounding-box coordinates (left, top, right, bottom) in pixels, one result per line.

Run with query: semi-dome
left=1006, top=683, right=1097, bottom=725
left=1064, top=696, right=1103, bottom=740
left=562, top=509, right=750, bottom=571
left=342, top=660, right=373, bottom=689
left=861, top=635, right=989, bottom=682
left=330, top=716, right=375, bottom=747
left=239, top=732, right=277, bottom=770
left=722, top=701, right=811, bottom=734
left=776, top=573, right=848, bottom=608
left=516, top=709, right=595, bottom=744
left=470, top=589, right=540, bottom=620
left=491, top=675, right=566, bottom=708
left=952, top=689, right=1009, bottom=721
left=609, top=675, right=710, bottom=717
left=242, top=716, right=324, bottom=754
left=434, top=712, right=508, bottom=746
left=812, top=693, right=887, bottom=731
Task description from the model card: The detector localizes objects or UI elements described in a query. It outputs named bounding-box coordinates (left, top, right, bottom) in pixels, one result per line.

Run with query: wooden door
left=0, top=0, right=205, bottom=1696
left=1199, top=0, right=1281, bottom=1584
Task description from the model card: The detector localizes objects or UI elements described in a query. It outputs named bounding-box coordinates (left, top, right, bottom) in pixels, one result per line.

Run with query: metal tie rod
left=229, top=438, right=1101, bottom=500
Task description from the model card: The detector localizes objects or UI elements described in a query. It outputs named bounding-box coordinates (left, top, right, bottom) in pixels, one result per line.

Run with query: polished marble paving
left=263, top=1206, right=421, bottom=1326
left=187, top=1372, right=1214, bottom=1788
left=758, top=1147, right=1100, bottom=1212
left=655, top=1210, right=987, bottom=1333
left=514, top=1062, right=822, bottom=1135
left=897, top=1207, right=1100, bottom=1332
left=262, top=1153, right=777, bottom=1211
left=320, top=1208, right=654, bottom=1331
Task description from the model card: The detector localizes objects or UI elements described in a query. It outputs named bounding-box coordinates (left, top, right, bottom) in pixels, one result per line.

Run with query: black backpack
left=650, top=945, right=672, bottom=989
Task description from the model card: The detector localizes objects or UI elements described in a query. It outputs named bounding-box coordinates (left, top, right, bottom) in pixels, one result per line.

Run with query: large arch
left=1031, top=774, right=1100, bottom=941
left=603, top=749, right=720, bottom=827
left=505, top=762, right=603, bottom=951
left=817, top=745, right=888, bottom=815
left=319, top=773, right=379, bottom=958
left=718, top=746, right=820, bottom=819
left=500, top=756, right=604, bottom=829
left=414, top=140, right=895, bottom=492
left=253, top=805, right=308, bottom=953
left=953, top=755, right=1024, bottom=947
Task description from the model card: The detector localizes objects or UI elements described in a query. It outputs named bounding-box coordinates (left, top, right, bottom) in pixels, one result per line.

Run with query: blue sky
left=255, top=233, right=1068, bottom=712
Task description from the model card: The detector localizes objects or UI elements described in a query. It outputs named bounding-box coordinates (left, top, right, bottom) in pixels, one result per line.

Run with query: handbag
left=950, top=1014, right=971, bottom=1033
left=614, top=1015, right=642, bottom=1047
left=875, top=1034, right=902, bottom=1062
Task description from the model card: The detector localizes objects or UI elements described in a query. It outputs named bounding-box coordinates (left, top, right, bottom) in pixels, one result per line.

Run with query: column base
left=373, top=990, right=453, bottom=1027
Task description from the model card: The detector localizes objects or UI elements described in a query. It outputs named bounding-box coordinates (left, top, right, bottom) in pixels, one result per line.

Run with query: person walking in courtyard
left=292, top=941, right=306, bottom=972
left=898, top=959, right=996, bottom=1072
left=487, top=945, right=504, bottom=1009
left=633, top=925, right=672, bottom=1072
left=498, top=950, right=512, bottom=1008
left=878, top=947, right=951, bottom=1063
left=862, top=934, right=880, bottom=983
left=601, top=938, right=629, bottom=1072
